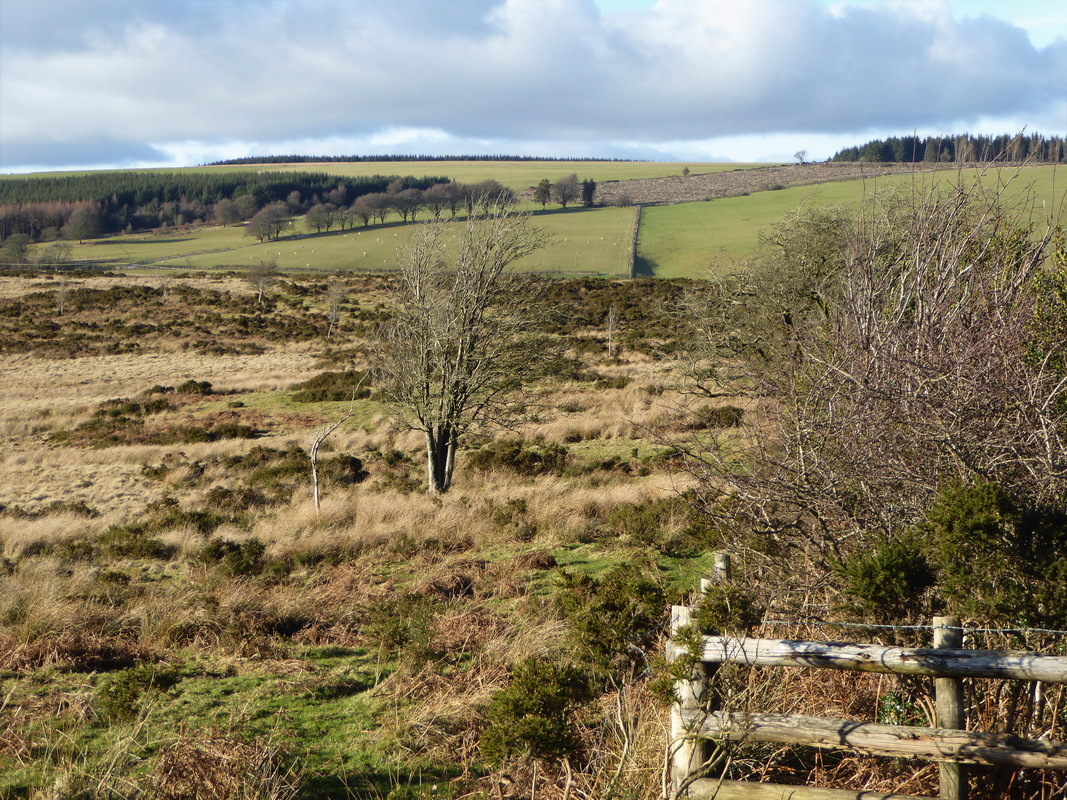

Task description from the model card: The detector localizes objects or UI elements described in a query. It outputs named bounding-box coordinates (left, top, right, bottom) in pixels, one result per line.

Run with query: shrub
left=198, top=537, right=271, bottom=577
left=203, top=485, right=270, bottom=513
left=555, top=560, right=666, bottom=685
left=693, top=582, right=766, bottom=635
left=690, top=404, right=744, bottom=430
left=95, top=662, right=183, bottom=722
left=833, top=534, right=935, bottom=623
left=466, top=438, right=570, bottom=476
left=363, top=593, right=440, bottom=666
left=289, top=370, right=372, bottom=403
left=918, top=480, right=1067, bottom=627
left=592, top=375, right=632, bottom=391
left=480, top=657, right=596, bottom=768
left=176, top=379, right=213, bottom=395
left=99, top=525, right=177, bottom=560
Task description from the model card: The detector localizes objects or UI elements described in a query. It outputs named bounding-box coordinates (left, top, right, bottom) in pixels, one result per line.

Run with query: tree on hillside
left=391, top=188, right=424, bottom=223
left=533, top=179, right=552, bottom=209
left=37, top=242, right=73, bottom=271
left=373, top=198, right=548, bottom=494
left=423, top=183, right=451, bottom=220
left=246, top=258, right=278, bottom=308
left=286, top=191, right=305, bottom=214
left=234, top=194, right=259, bottom=220
left=350, top=196, right=374, bottom=227
left=0, top=232, right=32, bottom=266
left=214, top=198, right=242, bottom=225
left=245, top=202, right=289, bottom=242
left=61, top=203, right=103, bottom=243
left=581, top=179, right=596, bottom=207
left=552, top=174, right=581, bottom=208
left=304, top=202, right=339, bottom=233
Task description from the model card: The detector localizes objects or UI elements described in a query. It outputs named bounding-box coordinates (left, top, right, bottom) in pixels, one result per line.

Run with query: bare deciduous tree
left=373, top=201, right=548, bottom=494
left=552, top=174, right=581, bottom=208
left=325, top=280, right=345, bottom=340
left=246, top=259, right=278, bottom=309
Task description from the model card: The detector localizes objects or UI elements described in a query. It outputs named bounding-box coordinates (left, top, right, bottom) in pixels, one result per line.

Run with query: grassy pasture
left=638, top=164, right=1066, bottom=278
left=26, top=162, right=1065, bottom=278
left=2, top=160, right=765, bottom=193
left=64, top=205, right=637, bottom=276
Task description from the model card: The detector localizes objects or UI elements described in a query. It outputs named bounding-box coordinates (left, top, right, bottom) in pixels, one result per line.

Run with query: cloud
left=1, top=0, right=1063, bottom=170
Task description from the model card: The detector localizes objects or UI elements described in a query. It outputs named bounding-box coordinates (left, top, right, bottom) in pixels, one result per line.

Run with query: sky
left=0, top=0, right=1064, bottom=173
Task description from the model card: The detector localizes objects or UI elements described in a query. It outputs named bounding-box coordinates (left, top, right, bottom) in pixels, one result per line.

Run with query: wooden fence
left=667, top=560, right=1067, bottom=800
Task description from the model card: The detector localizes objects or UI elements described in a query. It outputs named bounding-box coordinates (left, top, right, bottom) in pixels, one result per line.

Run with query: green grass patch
left=639, top=164, right=1065, bottom=278
left=63, top=205, right=635, bottom=275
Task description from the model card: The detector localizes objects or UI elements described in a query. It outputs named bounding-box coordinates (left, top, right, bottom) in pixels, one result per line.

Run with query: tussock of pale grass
left=529, top=377, right=689, bottom=444
left=571, top=684, right=670, bottom=800
left=148, top=731, right=303, bottom=800
left=0, top=512, right=108, bottom=560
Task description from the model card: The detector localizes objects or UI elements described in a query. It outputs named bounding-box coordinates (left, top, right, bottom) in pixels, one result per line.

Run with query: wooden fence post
left=671, top=604, right=705, bottom=794
left=934, top=616, right=967, bottom=800
left=672, top=554, right=732, bottom=794
left=700, top=551, right=732, bottom=595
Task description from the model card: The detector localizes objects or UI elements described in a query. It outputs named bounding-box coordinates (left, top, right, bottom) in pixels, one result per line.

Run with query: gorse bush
left=289, top=370, right=372, bottom=402
left=363, top=592, right=440, bottom=666
left=831, top=480, right=1067, bottom=627
left=95, top=662, right=183, bottom=723
left=919, top=480, right=1067, bottom=628
left=690, top=404, right=744, bottom=430
left=480, top=657, right=596, bottom=768
left=693, top=581, right=765, bottom=636
left=466, top=438, right=570, bottom=476
left=555, top=560, right=666, bottom=686
left=833, top=533, right=936, bottom=623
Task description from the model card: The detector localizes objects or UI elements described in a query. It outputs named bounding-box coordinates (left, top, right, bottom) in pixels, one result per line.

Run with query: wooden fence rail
left=667, top=558, right=1067, bottom=800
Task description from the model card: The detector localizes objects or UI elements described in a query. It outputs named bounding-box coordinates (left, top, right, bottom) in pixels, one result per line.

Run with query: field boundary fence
left=667, top=554, right=1067, bottom=800
left=628, top=205, right=641, bottom=277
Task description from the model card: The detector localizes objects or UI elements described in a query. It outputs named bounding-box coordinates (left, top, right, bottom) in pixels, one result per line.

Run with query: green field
left=196, top=160, right=768, bottom=193
left=70, top=205, right=637, bottom=276
left=637, top=164, right=1066, bottom=278
left=28, top=162, right=1067, bottom=278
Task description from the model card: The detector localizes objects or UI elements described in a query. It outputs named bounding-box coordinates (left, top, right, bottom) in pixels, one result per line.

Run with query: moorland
left=0, top=158, right=1065, bottom=800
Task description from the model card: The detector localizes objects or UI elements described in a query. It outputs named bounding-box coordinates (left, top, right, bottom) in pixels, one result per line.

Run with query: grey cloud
left=0, top=0, right=1062, bottom=171
left=0, top=137, right=168, bottom=171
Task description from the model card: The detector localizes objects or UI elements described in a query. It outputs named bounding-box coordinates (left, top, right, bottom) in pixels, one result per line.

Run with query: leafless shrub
left=678, top=173, right=1065, bottom=561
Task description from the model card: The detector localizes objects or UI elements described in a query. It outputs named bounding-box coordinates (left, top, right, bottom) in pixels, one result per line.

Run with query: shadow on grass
left=632, top=254, right=659, bottom=277
left=301, top=764, right=471, bottom=800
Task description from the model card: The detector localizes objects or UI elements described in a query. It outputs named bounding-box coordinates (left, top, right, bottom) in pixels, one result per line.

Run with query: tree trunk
left=426, top=425, right=457, bottom=494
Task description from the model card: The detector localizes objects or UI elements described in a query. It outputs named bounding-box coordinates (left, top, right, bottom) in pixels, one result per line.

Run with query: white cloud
left=1, top=0, right=1062, bottom=171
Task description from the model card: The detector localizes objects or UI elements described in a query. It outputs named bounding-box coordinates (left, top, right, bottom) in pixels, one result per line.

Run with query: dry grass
left=2, top=271, right=1055, bottom=800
